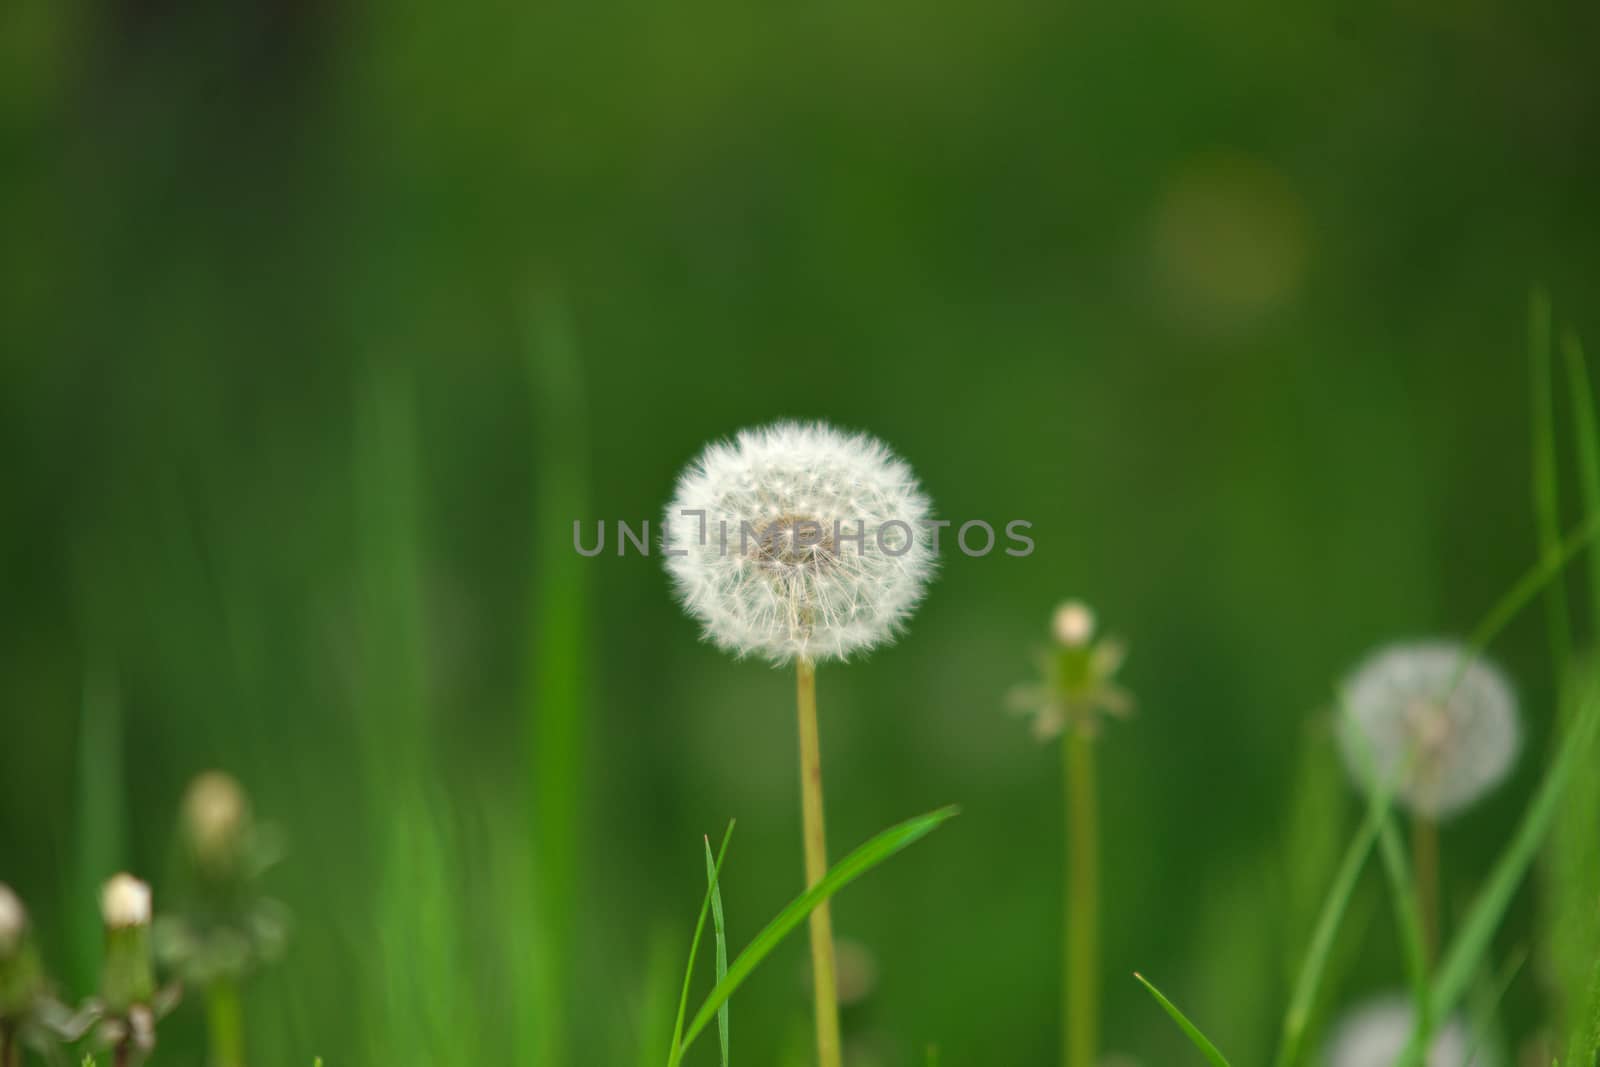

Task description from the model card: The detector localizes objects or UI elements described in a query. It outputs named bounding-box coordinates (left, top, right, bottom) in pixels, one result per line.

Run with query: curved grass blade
left=1562, top=330, right=1600, bottom=625
left=1338, top=701, right=1431, bottom=1046
left=1429, top=680, right=1600, bottom=1024
left=1530, top=286, right=1572, bottom=679
left=1133, top=973, right=1233, bottom=1067
left=704, top=836, right=730, bottom=1067
left=667, top=822, right=735, bottom=1067
left=676, top=806, right=959, bottom=1056
left=1271, top=763, right=1394, bottom=1067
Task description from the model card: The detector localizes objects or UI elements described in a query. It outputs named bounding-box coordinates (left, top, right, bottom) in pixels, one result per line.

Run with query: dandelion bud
left=100, top=874, right=156, bottom=1014
left=1052, top=601, right=1096, bottom=647
left=1324, top=994, right=1478, bottom=1066
left=101, top=874, right=152, bottom=931
left=1337, top=641, right=1519, bottom=819
left=664, top=421, right=936, bottom=664
left=0, top=883, right=23, bottom=958
left=181, top=770, right=252, bottom=876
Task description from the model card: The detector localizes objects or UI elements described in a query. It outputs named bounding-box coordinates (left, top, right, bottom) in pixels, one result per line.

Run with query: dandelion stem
left=207, top=978, right=246, bottom=1067
left=1064, top=724, right=1100, bottom=1067
left=1412, top=814, right=1439, bottom=963
left=795, top=658, right=842, bottom=1067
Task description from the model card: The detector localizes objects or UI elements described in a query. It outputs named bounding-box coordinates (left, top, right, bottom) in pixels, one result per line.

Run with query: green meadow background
left=3, top=0, right=1599, bottom=1064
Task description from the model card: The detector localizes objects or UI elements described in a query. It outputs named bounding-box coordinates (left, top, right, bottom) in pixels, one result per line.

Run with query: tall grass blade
left=1339, top=701, right=1431, bottom=1037
left=1271, top=764, right=1394, bottom=1067
left=1463, top=945, right=1527, bottom=1067
left=70, top=658, right=124, bottom=994
left=1530, top=286, right=1571, bottom=678
left=705, top=837, right=731, bottom=1067
left=667, top=823, right=735, bottom=1067
left=1562, top=331, right=1600, bottom=625
left=676, top=806, right=959, bottom=1056
left=524, top=293, right=591, bottom=1066
left=1429, top=679, right=1600, bottom=1023
left=1133, top=972, right=1234, bottom=1067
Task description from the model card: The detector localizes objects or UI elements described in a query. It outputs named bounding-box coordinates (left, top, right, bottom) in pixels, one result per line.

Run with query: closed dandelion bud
left=1324, top=994, right=1480, bottom=1066
left=1336, top=641, right=1519, bottom=819
left=1, top=883, right=45, bottom=1019
left=100, top=874, right=155, bottom=1013
left=1052, top=601, right=1096, bottom=648
left=663, top=421, right=936, bottom=665
left=181, top=771, right=252, bottom=879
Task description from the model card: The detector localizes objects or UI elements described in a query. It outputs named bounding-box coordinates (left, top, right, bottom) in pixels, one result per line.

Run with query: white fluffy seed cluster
left=0, top=882, right=25, bottom=955
left=100, top=872, right=152, bottom=930
left=1323, top=994, right=1478, bottom=1067
left=1337, top=641, right=1519, bottom=820
left=663, top=421, right=936, bottom=665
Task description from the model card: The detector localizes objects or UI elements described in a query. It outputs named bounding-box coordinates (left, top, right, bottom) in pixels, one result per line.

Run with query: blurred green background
left=3, top=0, right=1599, bottom=1063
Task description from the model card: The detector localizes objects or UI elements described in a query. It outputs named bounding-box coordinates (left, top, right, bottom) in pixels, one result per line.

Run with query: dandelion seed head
left=101, top=873, right=152, bottom=930
left=664, top=421, right=935, bottom=665
left=0, top=883, right=25, bottom=955
left=182, top=770, right=251, bottom=865
left=1337, top=641, right=1519, bottom=819
left=1053, top=600, right=1096, bottom=647
left=1324, top=993, right=1478, bottom=1067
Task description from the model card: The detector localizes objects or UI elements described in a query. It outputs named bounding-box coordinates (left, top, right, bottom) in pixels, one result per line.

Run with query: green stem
left=1411, top=815, right=1439, bottom=966
left=1065, top=725, right=1100, bottom=1067
left=796, top=659, right=842, bottom=1067
left=207, top=979, right=246, bottom=1067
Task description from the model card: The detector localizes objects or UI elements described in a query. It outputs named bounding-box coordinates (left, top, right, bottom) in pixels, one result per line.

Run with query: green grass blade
left=1564, top=330, right=1600, bottom=627
left=704, top=836, right=731, bottom=1067
left=1339, top=699, right=1431, bottom=1045
left=1530, top=286, right=1572, bottom=678
left=1462, top=945, right=1527, bottom=1067
left=668, top=822, right=735, bottom=1067
left=1271, top=756, right=1394, bottom=1067
left=677, top=806, right=959, bottom=1056
left=524, top=293, right=591, bottom=1067
left=1134, top=972, right=1234, bottom=1067
left=1429, top=680, right=1600, bottom=1023
left=1458, top=514, right=1600, bottom=688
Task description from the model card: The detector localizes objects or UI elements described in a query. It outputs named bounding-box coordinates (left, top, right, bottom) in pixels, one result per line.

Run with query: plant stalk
left=1412, top=814, right=1439, bottom=963
left=1065, top=724, right=1100, bottom=1067
left=795, top=658, right=842, bottom=1067
left=207, top=977, right=246, bottom=1067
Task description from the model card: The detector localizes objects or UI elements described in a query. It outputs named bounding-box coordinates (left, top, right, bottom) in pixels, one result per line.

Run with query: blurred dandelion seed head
left=1337, top=641, right=1519, bottom=819
left=1052, top=600, right=1096, bottom=647
left=0, top=883, right=24, bottom=955
left=181, top=770, right=251, bottom=869
left=663, top=421, right=935, bottom=665
left=100, top=874, right=152, bottom=930
left=1324, top=993, right=1478, bottom=1067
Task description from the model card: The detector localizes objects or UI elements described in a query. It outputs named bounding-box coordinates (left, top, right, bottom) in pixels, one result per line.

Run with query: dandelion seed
left=100, top=875, right=152, bottom=931
left=1324, top=994, right=1479, bottom=1067
left=1336, top=641, right=1519, bottom=820
left=663, top=420, right=936, bottom=665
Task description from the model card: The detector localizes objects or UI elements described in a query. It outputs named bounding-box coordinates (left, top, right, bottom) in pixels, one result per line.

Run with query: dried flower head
left=1337, top=641, right=1519, bottom=819
left=1323, top=993, right=1479, bottom=1067
left=0, top=883, right=24, bottom=957
left=663, top=421, right=936, bottom=665
left=100, top=874, right=152, bottom=931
